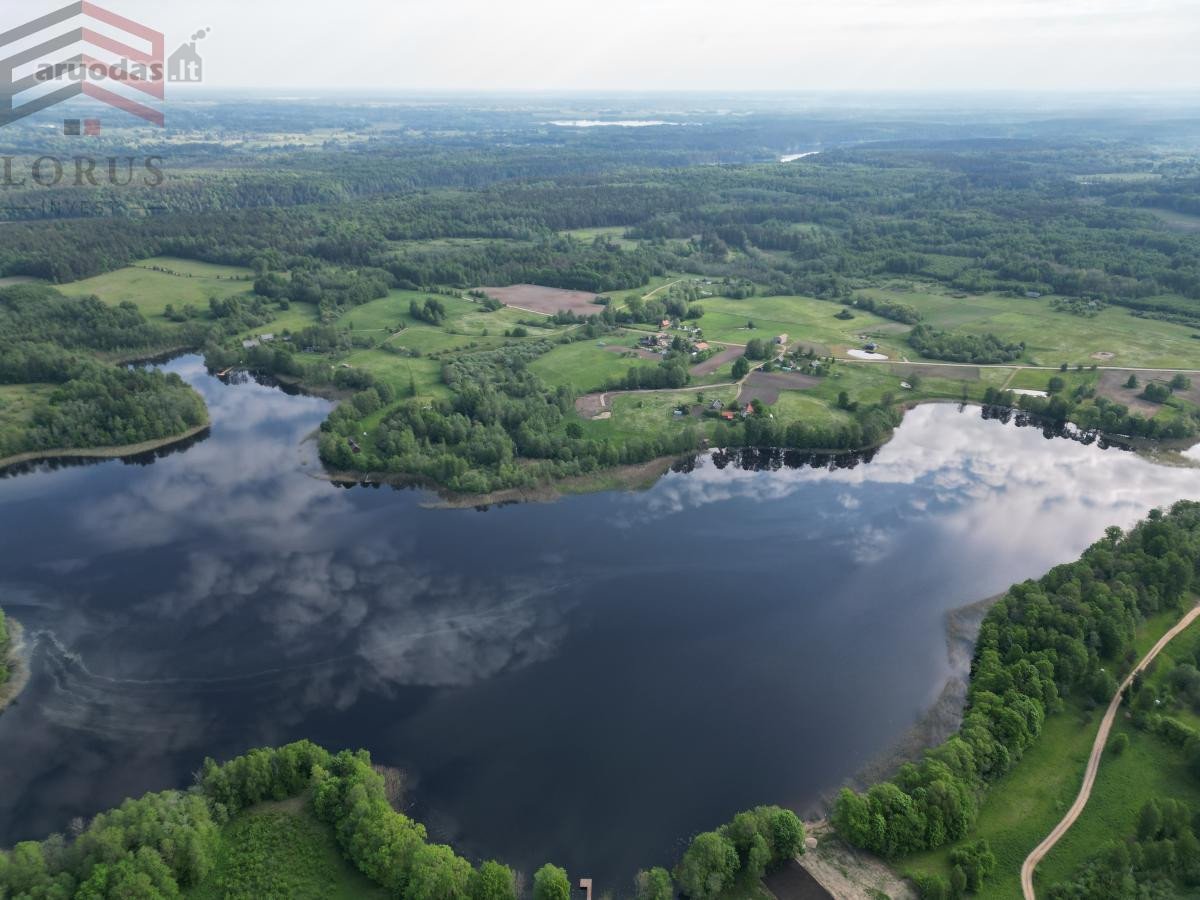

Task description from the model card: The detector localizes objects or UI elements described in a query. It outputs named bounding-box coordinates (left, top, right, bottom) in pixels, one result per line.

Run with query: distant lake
left=2, top=356, right=1199, bottom=892
left=549, top=120, right=679, bottom=127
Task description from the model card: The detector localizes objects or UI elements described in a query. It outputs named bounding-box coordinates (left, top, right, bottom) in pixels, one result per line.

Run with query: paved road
left=1021, top=603, right=1200, bottom=899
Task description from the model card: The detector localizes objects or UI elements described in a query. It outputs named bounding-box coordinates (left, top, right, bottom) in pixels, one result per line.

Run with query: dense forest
left=4, top=139, right=1200, bottom=307
left=0, top=286, right=209, bottom=459
left=832, top=501, right=1200, bottom=895
left=907, top=325, right=1025, bottom=365
left=6, top=118, right=1200, bottom=485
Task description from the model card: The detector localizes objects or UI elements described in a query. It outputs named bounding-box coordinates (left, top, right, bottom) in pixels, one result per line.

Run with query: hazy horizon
left=10, top=0, right=1199, bottom=94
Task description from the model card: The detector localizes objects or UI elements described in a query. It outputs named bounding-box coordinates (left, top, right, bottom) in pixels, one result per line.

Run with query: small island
left=0, top=606, right=26, bottom=715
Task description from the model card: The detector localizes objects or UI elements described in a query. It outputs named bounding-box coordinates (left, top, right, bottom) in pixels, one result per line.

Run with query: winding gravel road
left=1021, top=603, right=1200, bottom=899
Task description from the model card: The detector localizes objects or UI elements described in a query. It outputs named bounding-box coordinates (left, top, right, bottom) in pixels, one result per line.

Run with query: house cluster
left=638, top=327, right=711, bottom=357
left=705, top=398, right=756, bottom=421
left=639, top=332, right=673, bottom=353
left=241, top=332, right=278, bottom=350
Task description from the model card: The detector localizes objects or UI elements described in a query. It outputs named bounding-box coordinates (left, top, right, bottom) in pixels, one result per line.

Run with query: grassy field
left=1034, top=615, right=1200, bottom=892
left=186, top=797, right=386, bottom=900
left=0, top=384, right=54, bottom=455
left=338, top=349, right=451, bottom=400
left=900, top=609, right=1186, bottom=898
left=1145, top=208, right=1200, bottom=232
left=336, top=290, right=481, bottom=334
left=1006, top=367, right=1098, bottom=393
left=0, top=384, right=52, bottom=431
left=857, top=286, right=1200, bottom=369
left=586, top=386, right=738, bottom=442
left=1034, top=719, right=1200, bottom=891
left=560, top=226, right=638, bottom=248
left=57, top=257, right=255, bottom=319
left=694, top=294, right=899, bottom=353
left=529, top=334, right=657, bottom=392
left=243, top=302, right=322, bottom=338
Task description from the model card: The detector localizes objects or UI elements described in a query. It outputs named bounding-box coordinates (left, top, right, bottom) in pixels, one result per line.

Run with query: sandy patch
left=1096, top=369, right=1182, bottom=416
left=690, top=345, right=743, bottom=376
left=575, top=393, right=609, bottom=419
left=738, top=370, right=822, bottom=405
left=1091, top=351, right=1115, bottom=360
left=476, top=284, right=605, bottom=317
left=796, top=822, right=917, bottom=900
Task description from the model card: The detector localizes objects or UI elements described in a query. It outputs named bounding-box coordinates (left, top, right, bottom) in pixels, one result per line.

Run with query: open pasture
left=695, top=294, right=902, bottom=355
left=857, top=287, right=1200, bottom=369
left=57, top=257, right=254, bottom=319
left=529, top=335, right=653, bottom=392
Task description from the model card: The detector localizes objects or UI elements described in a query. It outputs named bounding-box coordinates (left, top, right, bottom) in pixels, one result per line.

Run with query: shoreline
left=320, top=455, right=681, bottom=507
left=0, top=421, right=211, bottom=472
left=835, top=592, right=1004, bottom=803
left=312, top=398, right=1052, bottom=507
left=794, top=593, right=1005, bottom=900
left=0, top=618, right=30, bottom=716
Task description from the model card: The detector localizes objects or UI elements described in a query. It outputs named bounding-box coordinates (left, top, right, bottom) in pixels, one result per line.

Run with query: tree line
left=0, top=737, right=808, bottom=900
left=833, top=502, right=1200, bottom=882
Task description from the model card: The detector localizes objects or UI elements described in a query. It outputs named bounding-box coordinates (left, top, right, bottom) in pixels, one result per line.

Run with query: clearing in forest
left=477, top=284, right=606, bottom=317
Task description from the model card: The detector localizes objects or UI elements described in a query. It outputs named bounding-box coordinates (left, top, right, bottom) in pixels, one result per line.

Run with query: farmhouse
left=695, top=341, right=710, bottom=352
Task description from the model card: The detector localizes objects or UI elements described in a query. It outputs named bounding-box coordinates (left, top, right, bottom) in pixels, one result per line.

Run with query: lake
left=2, top=355, right=1199, bottom=891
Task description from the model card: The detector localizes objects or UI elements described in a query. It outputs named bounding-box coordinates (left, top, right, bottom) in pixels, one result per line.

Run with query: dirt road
left=1021, top=603, right=1200, bottom=899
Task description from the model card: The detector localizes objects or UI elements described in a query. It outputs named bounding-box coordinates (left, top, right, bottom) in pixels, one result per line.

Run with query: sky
left=10, top=0, right=1200, bottom=93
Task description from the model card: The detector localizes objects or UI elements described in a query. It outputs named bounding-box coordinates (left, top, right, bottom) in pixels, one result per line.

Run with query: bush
left=912, top=871, right=951, bottom=899
left=532, top=863, right=571, bottom=900
left=677, top=832, right=738, bottom=899
left=634, top=867, right=673, bottom=900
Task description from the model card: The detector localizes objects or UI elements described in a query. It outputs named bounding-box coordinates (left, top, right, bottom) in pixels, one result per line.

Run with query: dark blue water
left=2, top=355, right=1199, bottom=891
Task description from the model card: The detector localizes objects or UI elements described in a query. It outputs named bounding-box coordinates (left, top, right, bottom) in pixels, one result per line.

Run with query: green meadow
left=900, top=609, right=1190, bottom=898
left=0, top=384, right=54, bottom=443
left=528, top=335, right=654, bottom=393
left=857, top=286, right=1200, bottom=369
left=186, top=798, right=387, bottom=900
left=57, top=256, right=255, bottom=319
left=693, top=293, right=899, bottom=352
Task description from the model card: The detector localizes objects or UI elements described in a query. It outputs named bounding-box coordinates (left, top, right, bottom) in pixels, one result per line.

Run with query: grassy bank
left=898, top=609, right=1186, bottom=897
left=1034, top=616, right=1200, bottom=893
left=0, top=613, right=27, bottom=716
left=186, top=796, right=387, bottom=900
left=0, top=420, right=210, bottom=472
